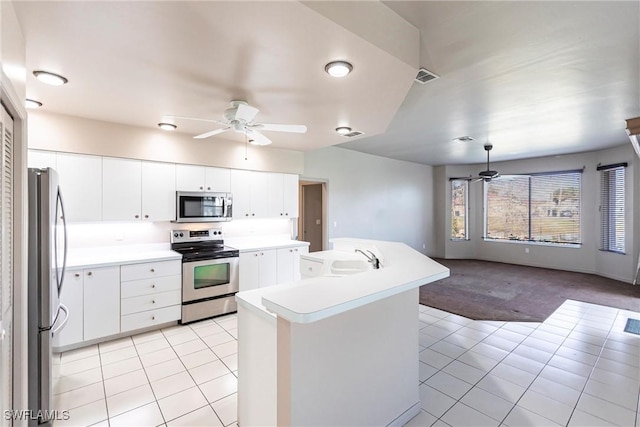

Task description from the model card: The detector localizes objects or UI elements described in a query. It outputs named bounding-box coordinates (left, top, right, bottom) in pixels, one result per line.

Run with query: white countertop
left=66, top=243, right=182, bottom=269
left=225, top=235, right=309, bottom=252
left=238, top=238, right=449, bottom=324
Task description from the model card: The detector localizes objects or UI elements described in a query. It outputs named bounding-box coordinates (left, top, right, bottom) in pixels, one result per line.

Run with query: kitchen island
left=235, top=238, right=449, bottom=426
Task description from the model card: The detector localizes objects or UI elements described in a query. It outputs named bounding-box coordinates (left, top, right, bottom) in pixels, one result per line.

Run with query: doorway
left=299, top=181, right=326, bottom=253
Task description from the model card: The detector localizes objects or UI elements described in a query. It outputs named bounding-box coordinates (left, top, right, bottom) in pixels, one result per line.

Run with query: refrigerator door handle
left=52, top=304, right=69, bottom=337
left=54, top=187, right=68, bottom=296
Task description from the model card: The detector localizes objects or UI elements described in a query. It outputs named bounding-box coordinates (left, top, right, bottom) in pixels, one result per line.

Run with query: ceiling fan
left=167, top=100, right=307, bottom=146
left=472, top=143, right=500, bottom=182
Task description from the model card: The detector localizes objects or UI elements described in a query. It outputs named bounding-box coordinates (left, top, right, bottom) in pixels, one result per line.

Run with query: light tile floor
left=53, top=299, right=640, bottom=426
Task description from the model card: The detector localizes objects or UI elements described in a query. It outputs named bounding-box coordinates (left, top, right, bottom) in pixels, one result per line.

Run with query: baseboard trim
left=387, top=401, right=422, bottom=427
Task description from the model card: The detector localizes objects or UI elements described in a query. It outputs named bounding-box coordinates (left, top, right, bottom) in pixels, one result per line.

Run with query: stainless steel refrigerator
left=28, top=168, right=68, bottom=426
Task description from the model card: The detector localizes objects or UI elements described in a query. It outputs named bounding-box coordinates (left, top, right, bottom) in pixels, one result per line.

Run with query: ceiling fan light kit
left=33, top=70, right=68, bottom=86
left=472, top=143, right=500, bottom=182
left=325, top=61, right=353, bottom=78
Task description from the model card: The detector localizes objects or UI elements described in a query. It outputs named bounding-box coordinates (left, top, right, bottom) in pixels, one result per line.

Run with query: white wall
left=28, top=111, right=304, bottom=174
left=304, top=146, right=436, bottom=255
left=440, top=144, right=637, bottom=283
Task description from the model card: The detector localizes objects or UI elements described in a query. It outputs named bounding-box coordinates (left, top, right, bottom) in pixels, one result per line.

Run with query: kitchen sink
left=330, top=259, right=371, bottom=275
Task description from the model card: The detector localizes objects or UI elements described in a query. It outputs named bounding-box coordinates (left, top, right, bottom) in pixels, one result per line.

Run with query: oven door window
left=193, top=263, right=230, bottom=289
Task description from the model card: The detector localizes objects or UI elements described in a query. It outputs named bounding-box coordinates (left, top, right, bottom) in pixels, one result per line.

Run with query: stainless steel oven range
left=171, top=228, right=239, bottom=324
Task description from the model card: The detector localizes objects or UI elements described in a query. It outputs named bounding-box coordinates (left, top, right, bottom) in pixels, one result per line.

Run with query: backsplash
left=66, top=218, right=295, bottom=248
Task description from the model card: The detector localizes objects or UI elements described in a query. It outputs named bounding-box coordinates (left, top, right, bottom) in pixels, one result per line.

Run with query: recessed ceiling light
left=33, top=70, right=68, bottom=86
left=325, top=61, right=353, bottom=78
left=452, top=136, right=474, bottom=143
left=25, top=99, right=43, bottom=109
left=335, top=126, right=352, bottom=135
left=157, top=123, right=177, bottom=131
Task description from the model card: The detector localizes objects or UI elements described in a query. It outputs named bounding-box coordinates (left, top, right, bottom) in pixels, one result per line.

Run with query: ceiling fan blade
left=193, top=127, right=231, bottom=139
left=245, top=129, right=272, bottom=146
left=164, top=115, right=222, bottom=125
left=253, top=123, right=308, bottom=133
left=235, top=103, right=259, bottom=122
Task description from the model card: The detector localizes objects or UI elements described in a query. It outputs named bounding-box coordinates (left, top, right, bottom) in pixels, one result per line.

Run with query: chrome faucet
left=355, top=249, right=381, bottom=269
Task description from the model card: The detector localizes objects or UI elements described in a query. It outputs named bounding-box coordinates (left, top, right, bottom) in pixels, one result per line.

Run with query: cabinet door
left=205, top=167, right=231, bottom=192
left=176, top=164, right=205, bottom=192
left=28, top=150, right=57, bottom=169
left=56, top=153, right=102, bottom=222
left=259, top=249, right=277, bottom=288
left=230, top=169, right=252, bottom=218
left=103, top=158, right=142, bottom=221
left=292, top=245, right=308, bottom=281
left=239, top=251, right=261, bottom=291
left=142, top=161, right=176, bottom=221
left=266, top=173, right=284, bottom=218
left=83, top=266, right=120, bottom=341
left=53, top=269, right=84, bottom=348
left=283, top=174, right=299, bottom=218
left=250, top=172, right=268, bottom=218
left=276, top=247, right=295, bottom=284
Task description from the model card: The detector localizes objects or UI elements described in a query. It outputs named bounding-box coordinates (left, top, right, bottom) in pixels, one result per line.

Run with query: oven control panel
left=171, top=228, right=223, bottom=243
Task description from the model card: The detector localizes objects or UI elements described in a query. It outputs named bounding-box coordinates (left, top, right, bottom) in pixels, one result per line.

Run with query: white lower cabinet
left=277, top=245, right=309, bottom=283
left=54, top=269, right=84, bottom=348
left=83, top=266, right=121, bottom=342
left=239, top=244, right=309, bottom=291
left=120, top=260, right=181, bottom=332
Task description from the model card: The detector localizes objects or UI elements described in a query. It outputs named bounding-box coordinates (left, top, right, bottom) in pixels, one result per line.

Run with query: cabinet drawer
left=121, top=260, right=181, bottom=282
left=121, top=305, right=181, bottom=332
left=300, top=257, right=323, bottom=278
left=121, top=275, right=181, bottom=298
left=121, top=290, right=181, bottom=315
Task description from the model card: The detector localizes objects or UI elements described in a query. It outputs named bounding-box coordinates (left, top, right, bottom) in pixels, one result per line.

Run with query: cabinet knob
left=74, top=273, right=80, bottom=278
left=152, top=300, right=156, bottom=304
left=151, top=284, right=156, bottom=288
left=135, top=214, right=139, bottom=219
left=289, top=249, right=293, bottom=252
left=144, top=214, right=149, bottom=219
left=254, top=253, right=258, bottom=257
left=285, top=213, right=289, bottom=216
left=207, top=187, right=211, bottom=190
left=252, top=213, right=255, bottom=216
left=295, top=249, right=298, bottom=252
left=199, top=186, right=203, bottom=190
left=152, top=316, right=156, bottom=320
left=87, top=271, right=92, bottom=276
left=280, top=213, right=283, bottom=216
left=245, top=213, right=249, bottom=217
left=260, top=252, right=264, bottom=256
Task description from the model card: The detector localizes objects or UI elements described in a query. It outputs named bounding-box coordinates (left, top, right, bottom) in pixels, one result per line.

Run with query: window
left=450, top=179, right=469, bottom=240
left=599, top=163, right=626, bottom=253
left=484, top=171, right=582, bottom=245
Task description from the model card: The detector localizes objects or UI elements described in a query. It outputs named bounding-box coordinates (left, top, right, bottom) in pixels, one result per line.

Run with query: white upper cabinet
left=28, top=150, right=57, bottom=169
left=267, top=173, right=299, bottom=218
left=56, top=153, right=102, bottom=222
left=177, top=164, right=231, bottom=192
left=205, top=167, right=231, bottom=192
left=142, top=162, right=176, bottom=221
left=231, top=169, right=268, bottom=218
left=176, top=164, right=205, bottom=192
left=103, top=158, right=142, bottom=221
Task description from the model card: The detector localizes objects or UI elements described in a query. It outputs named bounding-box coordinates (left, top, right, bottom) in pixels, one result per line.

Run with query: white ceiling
left=13, top=1, right=640, bottom=166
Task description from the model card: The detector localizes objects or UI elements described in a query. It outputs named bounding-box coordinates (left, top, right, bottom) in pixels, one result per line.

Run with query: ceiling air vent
left=342, top=131, right=364, bottom=138
left=415, top=68, right=439, bottom=84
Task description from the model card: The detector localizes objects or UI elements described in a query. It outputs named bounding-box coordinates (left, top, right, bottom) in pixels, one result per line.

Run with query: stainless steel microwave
left=175, top=192, right=233, bottom=222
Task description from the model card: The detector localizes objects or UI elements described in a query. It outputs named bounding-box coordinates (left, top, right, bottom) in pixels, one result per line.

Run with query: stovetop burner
left=171, top=228, right=239, bottom=262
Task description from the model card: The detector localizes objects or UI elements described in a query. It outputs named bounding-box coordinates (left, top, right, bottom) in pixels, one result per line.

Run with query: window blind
left=599, top=165, right=625, bottom=253
left=485, top=171, right=581, bottom=245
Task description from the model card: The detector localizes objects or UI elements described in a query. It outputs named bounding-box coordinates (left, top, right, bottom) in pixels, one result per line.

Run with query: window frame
left=450, top=179, right=470, bottom=241
left=598, top=163, right=627, bottom=254
left=483, top=169, right=583, bottom=247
